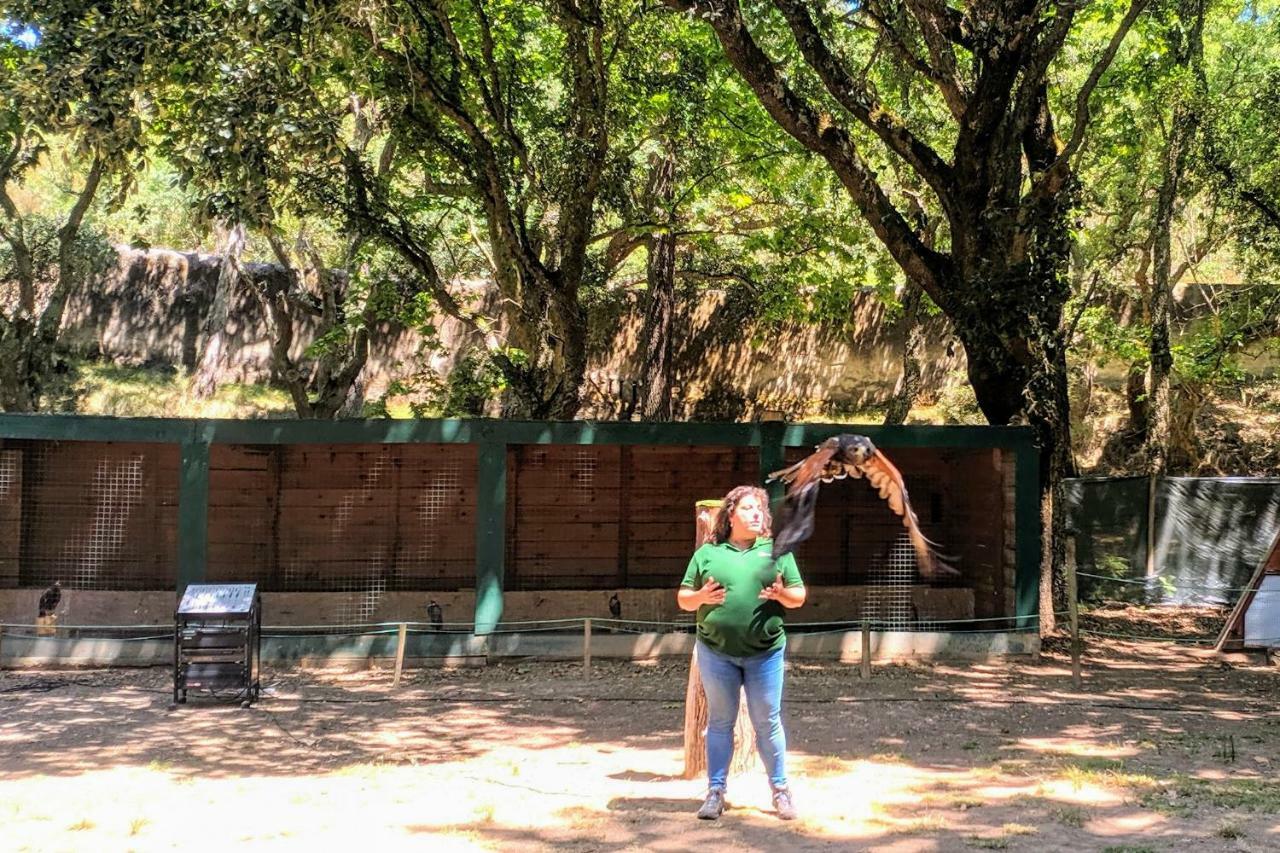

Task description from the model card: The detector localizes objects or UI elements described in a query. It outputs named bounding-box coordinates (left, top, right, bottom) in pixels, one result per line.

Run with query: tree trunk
left=637, top=147, right=678, bottom=422
left=1126, top=364, right=1149, bottom=443
left=683, top=500, right=757, bottom=780
left=192, top=222, right=245, bottom=399
left=638, top=236, right=676, bottom=421
left=1147, top=0, right=1205, bottom=475
left=0, top=157, right=104, bottom=412
left=883, top=283, right=924, bottom=425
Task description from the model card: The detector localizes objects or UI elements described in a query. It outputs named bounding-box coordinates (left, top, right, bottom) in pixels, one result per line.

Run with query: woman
left=678, top=484, right=806, bottom=821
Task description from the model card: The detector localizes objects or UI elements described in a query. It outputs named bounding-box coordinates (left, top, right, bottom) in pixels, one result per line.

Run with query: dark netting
left=1062, top=476, right=1150, bottom=603
left=1154, top=478, right=1280, bottom=605
left=1065, top=476, right=1280, bottom=606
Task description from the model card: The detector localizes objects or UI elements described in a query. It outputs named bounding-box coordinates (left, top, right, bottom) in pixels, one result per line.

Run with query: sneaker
left=772, top=787, right=798, bottom=820
left=696, top=787, right=726, bottom=820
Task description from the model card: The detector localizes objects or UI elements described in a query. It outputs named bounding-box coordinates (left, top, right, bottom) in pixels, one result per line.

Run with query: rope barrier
left=1076, top=571, right=1275, bottom=595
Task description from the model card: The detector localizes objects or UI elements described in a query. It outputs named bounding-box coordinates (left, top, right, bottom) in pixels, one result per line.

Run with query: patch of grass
left=64, top=361, right=293, bottom=418
left=1141, top=776, right=1280, bottom=815
left=1001, top=822, right=1038, bottom=836
left=68, top=819, right=95, bottom=831
left=1051, top=805, right=1089, bottom=827
left=966, top=837, right=1008, bottom=850
left=868, top=751, right=906, bottom=764
left=804, top=755, right=849, bottom=777
left=949, top=795, right=987, bottom=810
left=895, top=812, right=949, bottom=834
left=146, top=759, right=172, bottom=772
left=332, top=761, right=396, bottom=779
left=1054, top=758, right=1159, bottom=792
left=129, top=817, right=149, bottom=836
left=962, top=740, right=980, bottom=751
left=1215, top=818, right=1246, bottom=839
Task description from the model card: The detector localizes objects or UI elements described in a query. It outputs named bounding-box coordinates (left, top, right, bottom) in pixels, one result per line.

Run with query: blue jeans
left=696, top=640, right=788, bottom=791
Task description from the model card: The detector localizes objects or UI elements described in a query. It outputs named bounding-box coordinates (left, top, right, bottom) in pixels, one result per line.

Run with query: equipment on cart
left=174, top=583, right=261, bottom=705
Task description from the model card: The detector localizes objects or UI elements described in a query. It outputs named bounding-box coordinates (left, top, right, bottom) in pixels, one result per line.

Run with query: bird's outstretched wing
left=768, top=438, right=957, bottom=579
left=859, top=450, right=957, bottom=580
left=768, top=441, right=863, bottom=491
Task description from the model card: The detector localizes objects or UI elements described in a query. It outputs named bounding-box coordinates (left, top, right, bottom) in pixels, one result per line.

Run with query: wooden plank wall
left=0, top=448, right=21, bottom=587
left=10, top=440, right=179, bottom=589
left=507, top=444, right=759, bottom=590
left=207, top=443, right=478, bottom=591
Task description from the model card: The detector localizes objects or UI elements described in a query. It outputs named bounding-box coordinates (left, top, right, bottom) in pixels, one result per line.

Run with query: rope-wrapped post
left=682, top=499, right=758, bottom=780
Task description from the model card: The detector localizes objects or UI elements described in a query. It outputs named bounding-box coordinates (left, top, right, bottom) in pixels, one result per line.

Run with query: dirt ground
left=3, top=639, right=1280, bottom=852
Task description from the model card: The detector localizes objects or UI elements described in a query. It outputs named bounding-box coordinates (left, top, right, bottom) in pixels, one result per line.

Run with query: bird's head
left=835, top=434, right=876, bottom=464
left=53, top=580, right=61, bottom=589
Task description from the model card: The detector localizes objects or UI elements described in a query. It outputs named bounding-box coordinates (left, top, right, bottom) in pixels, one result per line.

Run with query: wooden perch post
left=682, top=499, right=758, bottom=780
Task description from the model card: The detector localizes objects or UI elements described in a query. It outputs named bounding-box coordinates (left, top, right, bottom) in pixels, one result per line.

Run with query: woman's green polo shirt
left=680, top=537, right=804, bottom=658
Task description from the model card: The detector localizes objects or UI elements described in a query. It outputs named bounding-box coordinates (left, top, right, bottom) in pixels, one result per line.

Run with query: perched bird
left=38, top=581, right=62, bottom=618
left=768, top=435, right=956, bottom=579
left=608, top=592, right=622, bottom=619
left=426, top=599, right=443, bottom=630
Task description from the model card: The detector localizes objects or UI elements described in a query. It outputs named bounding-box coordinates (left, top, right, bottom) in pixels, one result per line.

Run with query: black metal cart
left=174, top=583, right=262, bottom=705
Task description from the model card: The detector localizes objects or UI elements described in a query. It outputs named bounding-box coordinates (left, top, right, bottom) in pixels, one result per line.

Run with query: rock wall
left=48, top=245, right=964, bottom=418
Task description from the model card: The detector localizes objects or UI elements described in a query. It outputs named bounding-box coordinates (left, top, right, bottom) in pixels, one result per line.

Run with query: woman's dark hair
left=710, top=485, right=772, bottom=544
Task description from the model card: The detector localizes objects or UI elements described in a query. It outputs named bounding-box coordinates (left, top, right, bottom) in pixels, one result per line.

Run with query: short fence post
left=393, top=622, right=408, bottom=688
left=583, top=618, right=592, bottom=676
left=861, top=619, right=872, bottom=679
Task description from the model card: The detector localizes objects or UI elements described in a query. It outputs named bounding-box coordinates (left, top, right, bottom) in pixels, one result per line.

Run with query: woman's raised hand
left=700, top=577, right=726, bottom=606
left=758, top=573, right=785, bottom=601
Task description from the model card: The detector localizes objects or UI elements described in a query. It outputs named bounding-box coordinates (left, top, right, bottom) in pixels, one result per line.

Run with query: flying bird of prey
left=608, top=592, right=622, bottom=619
left=426, top=599, right=443, bottom=630
left=768, top=435, right=956, bottom=579
left=38, top=581, right=62, bottom=618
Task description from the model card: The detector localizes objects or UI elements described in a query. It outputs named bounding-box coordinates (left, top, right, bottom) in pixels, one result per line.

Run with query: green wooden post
left=758, top=418, right=787, bottom=507
left=474, top=440, right=507, bottom=635
left=1014, top=442, right=1041, bottom=630
left=178, top=434, right=211, bottom=596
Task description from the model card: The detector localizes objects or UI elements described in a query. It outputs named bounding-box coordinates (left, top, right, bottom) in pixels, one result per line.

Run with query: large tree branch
left=665, top=0, right=951, bottom=300
left=550, top=0, right=609, bottom=293
left=1033, top=0, right=1149, bottom=196
left=363, top=26, right=547, bottom=291
left=771, top=0, right=955, bottom=210
left=899, top=0, right=970, bottom=117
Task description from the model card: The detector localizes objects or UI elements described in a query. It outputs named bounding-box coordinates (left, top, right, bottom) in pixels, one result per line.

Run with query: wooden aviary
left=682, top=499, right=758, bottom=780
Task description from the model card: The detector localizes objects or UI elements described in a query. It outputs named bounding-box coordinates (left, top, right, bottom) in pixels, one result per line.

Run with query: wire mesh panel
left=779, top=444, right=1004, bottom=626
left=206, top=443, right=478, bottom=625
left=507, top=445, right=622, bottom=592
left=0, top=448, right=21, bottom=588
left=207, top=445, right=275, bottom=586
left=9, top=439, right=178, bottom=590
left=625, top=445, right=760, bottom=586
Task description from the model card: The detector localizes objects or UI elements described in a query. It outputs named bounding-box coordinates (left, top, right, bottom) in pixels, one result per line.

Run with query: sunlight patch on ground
left=1009, top=736, right=1139, bottom=760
